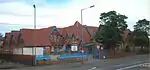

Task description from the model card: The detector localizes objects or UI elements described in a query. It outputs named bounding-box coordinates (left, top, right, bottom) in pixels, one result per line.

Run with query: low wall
left=0, top=53, right=13, bottom=61
left=0, top=53, right=34, bottom=65
left=35, top=53, right=89, bottom=65
left=0, top=53, right=89, bottom=65
left=36, top=58, right=88, bottom=65
left=11, top=55, right=34, bottom=65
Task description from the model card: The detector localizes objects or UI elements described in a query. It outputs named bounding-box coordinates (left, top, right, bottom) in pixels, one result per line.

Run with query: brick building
left=1, top=21, right=130, bottom=64
left=0, top=21, right=98, bottom=65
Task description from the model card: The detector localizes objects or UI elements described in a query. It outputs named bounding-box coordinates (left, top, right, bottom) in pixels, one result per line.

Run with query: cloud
left=0, top=0, right=149, bottom=34
left=0, top=0, right=92, bottom=27
left=0, top=0, right=19, bottom=3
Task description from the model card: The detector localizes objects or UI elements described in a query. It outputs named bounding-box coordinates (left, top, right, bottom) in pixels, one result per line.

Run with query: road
left=2, top=54, right=150, bottom=70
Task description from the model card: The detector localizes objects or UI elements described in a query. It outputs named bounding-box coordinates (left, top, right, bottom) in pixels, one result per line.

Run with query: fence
left=59, top=53, right=88, bottom=59
left=35, top=53, right=88, bottom=60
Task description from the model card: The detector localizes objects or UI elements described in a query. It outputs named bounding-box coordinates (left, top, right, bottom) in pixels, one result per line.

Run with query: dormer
left=52, top=26, right=57, bottom=33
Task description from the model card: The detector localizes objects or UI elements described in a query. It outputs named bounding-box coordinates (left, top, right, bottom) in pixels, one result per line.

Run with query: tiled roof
left=61, top=21, right=98, bottom=43
left=4, top=21, right=99, bottom=47
left=21, top=28, right=51, bottom=47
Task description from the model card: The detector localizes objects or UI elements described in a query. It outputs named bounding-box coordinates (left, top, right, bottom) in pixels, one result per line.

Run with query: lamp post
left=81, top=5, right=94, bottom=64
left=33, top=5, right=36, bottom=29
left=33, top=4, right=36, bottom=66
left=148, top=22, right=150, bottom=43
left=149, top=21, right=150, bottom=37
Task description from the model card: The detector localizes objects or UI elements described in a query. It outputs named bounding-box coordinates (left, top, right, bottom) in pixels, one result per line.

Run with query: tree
left=133, top=19, right=150, bottom=51
left=95, top=11, right=128, bottom=55
left=134, top=19, right=149, bottom=33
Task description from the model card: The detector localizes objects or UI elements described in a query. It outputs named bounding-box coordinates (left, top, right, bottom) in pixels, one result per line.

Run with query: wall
left=23, top=48, right=33, bottom=55
left=32, top=47, right=44, bottom=55
left=0, top=41, right=4, bottom=47
left=13, top=48, right=22, bottom=54
left=13, top=47, right=44, bottom=55
left=44, top=47, right=51, bottom=55
left=12, top=55, right=34, bottom=65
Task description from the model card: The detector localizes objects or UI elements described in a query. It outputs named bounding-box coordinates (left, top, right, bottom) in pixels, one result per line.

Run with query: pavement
left=1, top=54, right=150, bottom=70
left=0, top=62, right=29, bottom=69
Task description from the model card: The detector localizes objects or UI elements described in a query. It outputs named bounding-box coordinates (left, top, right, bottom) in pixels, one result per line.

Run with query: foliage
left=134, top=19, right=150, bottom=33
left=95, top=11, right=128, bottom=49
left=133, top=19, right=150, bottom=48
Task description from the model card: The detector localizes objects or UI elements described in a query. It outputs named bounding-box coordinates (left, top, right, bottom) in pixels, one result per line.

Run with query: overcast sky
left=0, top=0, right=149, bottom=34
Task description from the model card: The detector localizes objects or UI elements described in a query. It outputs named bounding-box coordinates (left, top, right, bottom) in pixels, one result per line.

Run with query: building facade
left=0, top=21, right=98, bottom=65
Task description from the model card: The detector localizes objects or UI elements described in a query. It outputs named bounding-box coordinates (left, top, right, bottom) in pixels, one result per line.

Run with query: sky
left=0, top=0, right=149, bottom=35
